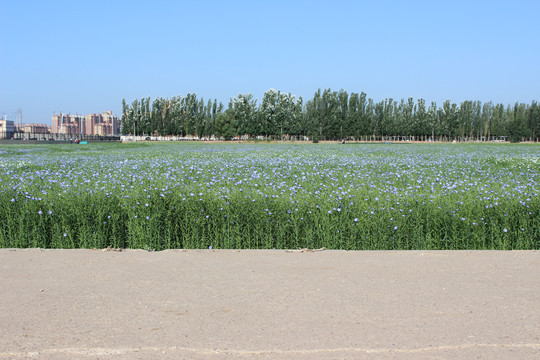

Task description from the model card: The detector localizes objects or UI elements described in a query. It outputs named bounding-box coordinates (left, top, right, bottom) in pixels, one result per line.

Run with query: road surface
left=1, top=249, right=539, bottom=359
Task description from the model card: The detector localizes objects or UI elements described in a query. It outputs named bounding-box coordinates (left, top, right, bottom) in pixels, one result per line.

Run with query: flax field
left=1, top=142, right=539, bottom=250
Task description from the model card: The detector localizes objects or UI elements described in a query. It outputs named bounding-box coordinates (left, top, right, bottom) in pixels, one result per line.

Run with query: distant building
left=52, top=113, right=84, bottom=135
left=19, top=123, right=49, bottom=135
left=52, top=111, right=120, bottom=136
left=84, top=113, right=100, bottom=136
left=0, top=119, right=15, bottom=139
left=84, top=111, right=120, bottom=136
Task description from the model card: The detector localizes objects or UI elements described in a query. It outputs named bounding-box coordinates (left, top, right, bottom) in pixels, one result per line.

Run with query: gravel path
left=1, top=249, right=539, bottom=359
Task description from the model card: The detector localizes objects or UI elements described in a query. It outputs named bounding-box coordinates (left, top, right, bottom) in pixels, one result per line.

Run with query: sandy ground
left=0, top=249, right=538, bottom=360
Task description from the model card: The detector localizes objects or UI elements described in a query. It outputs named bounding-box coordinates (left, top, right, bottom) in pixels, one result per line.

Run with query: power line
left=0, top=111, right=19, bottom=120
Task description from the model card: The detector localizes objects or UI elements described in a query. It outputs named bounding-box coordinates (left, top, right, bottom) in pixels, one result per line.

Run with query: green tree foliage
left=528, top=101, right=540, bottom=140
left=427, top=101, right=438, bottom=140
left=214, top=111, right=235, bottom=140
left=415, top=98, right=431, bottom=137
left=507, top=103, right=529, bottom=143
left=481, top=102, right=494, bottom=140
left=120, top=90, right=538, bottom=142
left=121, top=98, right=129, bottom=134
left=228, top=94, right=257, bottom=138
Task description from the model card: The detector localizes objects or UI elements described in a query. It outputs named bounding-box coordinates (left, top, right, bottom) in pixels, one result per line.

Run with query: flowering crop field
left=1, top=142, right=539, bottom=250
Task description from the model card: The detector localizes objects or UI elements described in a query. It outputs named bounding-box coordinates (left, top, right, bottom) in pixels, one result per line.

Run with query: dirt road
left=1, top=249, right=539, bottom=359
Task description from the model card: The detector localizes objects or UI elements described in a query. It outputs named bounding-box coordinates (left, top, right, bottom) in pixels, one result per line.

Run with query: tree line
left=121, top=89, right=540, bottom=142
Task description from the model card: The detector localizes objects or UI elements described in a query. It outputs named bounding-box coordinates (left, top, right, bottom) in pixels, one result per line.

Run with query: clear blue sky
left=1, top=0, right=539, bottom=125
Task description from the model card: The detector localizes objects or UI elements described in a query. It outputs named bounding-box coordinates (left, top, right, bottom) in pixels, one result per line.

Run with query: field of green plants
left=1, top=142, right=539, bottom=250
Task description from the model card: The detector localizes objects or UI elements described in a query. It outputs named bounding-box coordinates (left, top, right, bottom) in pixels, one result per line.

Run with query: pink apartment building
left=52, top=111, right=120, bottom=135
